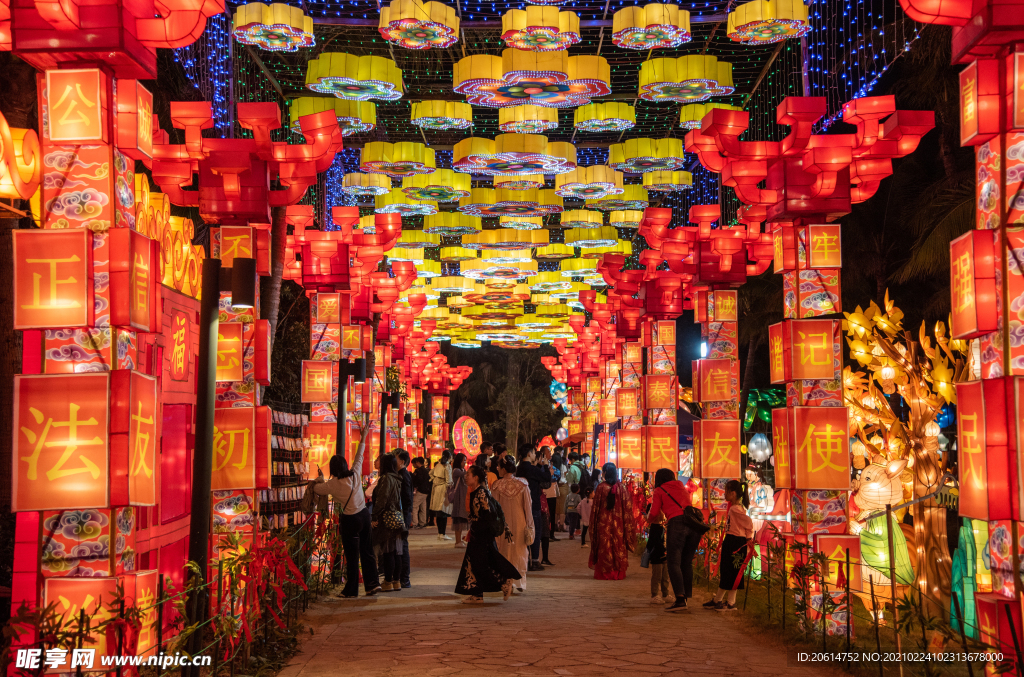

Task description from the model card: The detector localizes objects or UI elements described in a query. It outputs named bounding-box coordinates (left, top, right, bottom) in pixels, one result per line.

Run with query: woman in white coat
left=489, top=455, right=534, bottom=593
left=429, top=450, right=454, bottom=541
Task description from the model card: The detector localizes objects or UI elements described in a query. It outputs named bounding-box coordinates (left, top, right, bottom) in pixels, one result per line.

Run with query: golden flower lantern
left=573, top=102, right=636, bottom=133
left=494, top=174, right=546, bottom=190
left=548, top=281, right=587, bottom=301
left=536, top=303, right=572, bottom=318
left=560, top=257, right=599, bottom=278
left=376, top=188, right=438, bottom=216
left=453, top=134, right=577, bottom=175
left=498, top=105, right=559, bottom=133
left=609, top=210, right=644, bottom=227
left=585, top=184, right=649, bottom=211
left=233, top=2, right=314, bottom=51
left=389, top=247, right=425, bottom=263
left=306, top=53, right=405, bottom=101
left=516, top=313, right=557, bottom=331
left=612, top=4, right=691, bottom=50
left=565, top=226, right=619, bottom=248
left=558, top=209, right=603, bottom=228
left=726, top=0, right=810, bottom=45
left=289, top=98, right=376, bottom=135
left=440, top=246, right=478, bottom=261
left=458, top=187, right=563, bottom=217
left=460, top=257, right=539, bottom=280
left=643, top=170, right=693, bottom=192
left=445, top=294, right=475, bottom=309
left=679, top=102, right=743, bottom=129
left=501, top=8, right=581, bottom=51
left=414, top=260, right=443, bottom=278
left=608, top=137, right=687, bottom=173
left=341, top=172, right=391, bottom=196
left=542, top=323, right=577, bottom=339
left=500, top=215, right=545, bottom=230
left=411, top=100, right=473, bottom=130
left=638, top=55, right=734, bottom=103
left=529, top=270, right=575, bottom=292
left=483, top=249, right=534, bottom=266
left=554, top=165, right=624, bottom=199
left=581, top=240, right=632, bottom=259
left=453, top=50, right=610, bottom=108
left=423, top=211, right=481, bottom=235
left=530, top=293, right=558, bottom=306
left=462, top=228, right=549, bottom=250
left=398, top=230, right=442, bottom=248
left=534, top=244, right=576, bottom=261
left=360, top=141, right=436, bottom=178
left=464, top=281, right=531, bottom=304
left=432, top=276, right=477, bottom=293
left=402, top=169, right=471, bottom=201
left=379, top=0, right=460, bottom=49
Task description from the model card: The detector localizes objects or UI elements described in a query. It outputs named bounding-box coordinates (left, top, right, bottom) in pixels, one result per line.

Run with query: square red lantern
left=805, top=224, right=842, bottom=269
left=218, top=226, right=254, bottom=267
left=695, top=358, right=736, bottom=403
left=568, top=419, right=582, bottom=435
left=301, top=360, right=335, bottom=403
left=216, top=323, right=244, bottom=382
left=958, top=379, right=1017, bottom=521
left=110, top=370, right=159, bottom=506
left=644, top=374, right=675, bottom=409
left=599, top=398, right=616, bottom=425
left=767, top=319, right=838, bottom=383
left=317, top=293, right=342, bottom=323
left=773, top=226, right=797, bottom=273
left=583, top=410, right=597, bottom=430
left=710, top=290, right=738, bottom=322
left=696, top=419, right=741, bottom=479
left=116, top=79, right=154, bottom=162
left=46, top=69, right=109, bottom=143
left=255, top=319, right=271, bottom=386
left=976, top=593, right=1023, bottom=660
left=168, top=311, right=192, bottom=382
left=949, top=229, right=998, bottom=340
left=43, top=578, right=119, bottom=658
left=615, top=387, right=639, bottom=417
left=108, top=228, right=159, bottom=332
left=13, top=229, right=94, bottom=329
left=768, top=322, right=789, bottom=384
left=792, top=406, right=850, bottom=490
left=644, top=425, right=678, bottom=472
left=959, top=59, right=1000, bottom=146
left=617, top=429, right=643, bottom=470
left=121, top=569, right=160, bottom=657
left=772, top=407, right=793, bottom=489
left=622, top=342, right=642, bottom=363
left=654, top=320, right=676, bottom=345
left=212, top=407, right=270, bottom=491
left=586, top=376, right=602, bottom=394
left=815, top=533, right=862, bottom=592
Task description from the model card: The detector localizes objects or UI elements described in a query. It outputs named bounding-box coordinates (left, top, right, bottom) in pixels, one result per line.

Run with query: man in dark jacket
left=516, top=446, right=551, bottom=571
left=396, top=450, right=414, bottom=588
left=411, top=457, right=431, bottom=528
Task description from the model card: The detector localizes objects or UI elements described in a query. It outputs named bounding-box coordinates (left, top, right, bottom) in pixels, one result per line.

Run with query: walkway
left=280, top=529, right=826, bottom=677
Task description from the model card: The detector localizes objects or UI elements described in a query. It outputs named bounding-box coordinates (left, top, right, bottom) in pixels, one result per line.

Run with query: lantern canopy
left=558, top=209, right=604, bottom=228
left=612, top=4, right=692, bottom=50
left=726, top=0, right=811, bottom=45
left=306, top=53, right=405, bottom=101
left=453, top=50, right=610, bottom=108
left=233, top=3, right=315, bottom=52
left=501, top=8, right=581, bottom=51
left=379, top=0, right=460, bottom=49
left=638, top=55, right=735, bottom=103
left=411, top=100, right=473, bottom=129
left=494, top=174, right=547, bottom=190
left=458, top=187, right=564, bottom=217
left=289, top=98, right=376, bottom=135
left=423, top=212, right=482, bottom=235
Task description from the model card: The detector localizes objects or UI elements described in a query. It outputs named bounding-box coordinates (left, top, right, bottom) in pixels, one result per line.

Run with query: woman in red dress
left=588, top=463, right=638, bottom=580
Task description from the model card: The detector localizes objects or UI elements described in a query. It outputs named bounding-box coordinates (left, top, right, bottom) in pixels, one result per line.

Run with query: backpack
left=575, top=463, right=594, bottom=495
left=481, top=495, right=508, bottom=539
left=300, top=480, right=329, bottom=515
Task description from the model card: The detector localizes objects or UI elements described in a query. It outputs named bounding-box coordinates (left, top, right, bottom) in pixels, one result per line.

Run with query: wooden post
left=885, top=504, right=905, bottom=677
left=870, top=576, right=884, bottom=677
left=845, top=548, right=852, bottom=664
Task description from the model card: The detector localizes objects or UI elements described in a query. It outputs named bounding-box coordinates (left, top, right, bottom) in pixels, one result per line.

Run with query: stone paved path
left=280, top=529, right=825, bottom=677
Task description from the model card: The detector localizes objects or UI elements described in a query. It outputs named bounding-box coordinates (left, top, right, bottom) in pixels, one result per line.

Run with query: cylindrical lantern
left=559, top=257, right=599, bottom=278
left=462, top=228, right=549, bottom=250
left=375, top=189, right=438, bottom=215
left=360, top=141, right=436, bottom=178
left=565, top=226, right=619, bottom=248
left=500, top=215, right=545, bottom=230
left=440, top=246, right=478, bottom=261
left=397, top=230, right=442, bottom=248
left=573, top=102, right=636, bottom=132
left=494, top=174, right=546, bottom=190
left=342, top=172, right=391, bottom=196
left=608, top=137, right=687, bottom=173
left=585, top=184, right=649, bottom=211
left=501, top=7, right=581, bottom=51
left=422, top=211, right=481, bottom=235
left=402, top=169, right=472, bottom=201
left=726, top=0, right=810, bottom=45
left=581, top=240, right=632, bottom=258
left=554, top=165, right=624, bottom=199
left=609, top=210, right=644, bottom=227
left=498, top=105, right=559, bottom=133
left=558, top=209, right=603, bottom=228
left=534, top=243, right=576, bottom=260
left=643, top=170, right=693, bottom=192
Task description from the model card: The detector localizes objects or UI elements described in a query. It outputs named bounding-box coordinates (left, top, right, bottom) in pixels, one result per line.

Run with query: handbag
left=446, top=476, right=462, bottom=505
left=640, top=549, right=651, bottom=568
left=381, top=506, right=405, bottom=530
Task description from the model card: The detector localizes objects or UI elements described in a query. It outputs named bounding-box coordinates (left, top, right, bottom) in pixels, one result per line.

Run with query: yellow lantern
left=585, top=184, right=649, bottom=211
left=306, top=53, right=404, bottom=101
left=462, top=229, right=549, bottom=250
left=402, top=169, right=471, bottom=202
left=483, top=248, right=534, bottom=265
left=432, top=276, right=477, bottom=293
left=558, top=209, right=603, bottom=228
left=560, top=257, right=600, bottom=278
left=460, top=258, right=539, bottom=280
left=679, top=102, right=743, bottom=129
left=375, top=189, right=438, bottom=216
left=609, top=210, right=644, bottom=227
left=581, top=241, right=632, bottom=259
left=500, top=215, right=545, bottom=230
left=565, top=226, right=619, bottom=248
left=341, top=172, right=391, bottom=196
left=464, top=281, right=531, bottom=304
left=643, top=170, right=693, bottom=192
left=445, top=294, right=475, bottom=309
left=727, top=0, right=810, bottom=45
left=494, top=174, right=546, bottom=190
left=453, top=50, right=610, bottom=108
left=638, top=55, right=734, bottom=103
left=453, top=134, right=576, bottom=175
left=414, top=260, right=443, bottom=278
left=530, top=293, right=558, bottom=306
left=554, top=165, right=624, bottom=199
left=423, top=212, right=481, bottom=235
left=548, top=281, right=587, bottom=301
left=233, top=2, right=314, bottom=52
left=411, top=100, right=473, bottom=130
left=289, top=98, right=375, bottom=135
left=612, top=4, right=691, bottom=50
left=379, top=0, right=460, bottom=49
left=389, top=247, right=425, bottom=264
left=608, top=137, right=687, bottom=173
left=360, top=141, right=435, bottom=178
left=498, top=105, right=559, bottom=133
left=534, top=244, right=576, bottom=261
left=398, top=230, right=442, bottom=248
left=458, top=187, right=563, bottom=217
left=501, top=8, right=581, bottom=51
left=536, top=303, right=572, bottom=318
left=440, top=246, right=477, bottom=262
left=573, top=102, right=636, bottom=132
left=530, top=270, right=575, bottom=292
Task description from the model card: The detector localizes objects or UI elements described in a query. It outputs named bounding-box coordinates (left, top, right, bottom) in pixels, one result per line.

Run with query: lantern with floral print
left=423, top=212, right=482, bottom=236
left=375, top=189, right=438, bottom=216
left=402, top=169, right=472, bottom=201
left=608, top=138, right=687, bottom=173
left=573, top=102, right=636, bottom=132
left=453, top=135, right=577, bottom=175
left=458, top=187, right=564, bottom=217
left=379, top=0, right=460, bottom=49
left=360, top=141, right=436, bottom=178
left=289, top=98, right=376, bottom=136
left=453, top=51, right=610, bottom=108
left=411, top=100, right=473, bottom=130
left=498, top=105, right=559, bottom=133
left=306, top=53, right=405, bottom=101
left=584, top=185, right=650, bottom=211
left=554, top=165, right=624, bottom=199
left=612, top=4, right=691, bottom=50
left=726, top=0, right=811, bottom=45
left=494, top=174, right=547, bottom=190
left=638, top=55, right=734, bottom=103
left=502, top=7, right=581, bottom=51
left=233, top=3, right=315, bottom=52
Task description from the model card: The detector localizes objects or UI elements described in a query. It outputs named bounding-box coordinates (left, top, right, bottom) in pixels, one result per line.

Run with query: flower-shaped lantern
left=306, top=53, right=405, bottom=101
left=453, top=134, right=577, bottom=175
left=679, top=102, right=742, bottom=129
left=554, top=165, right=624, bottom=199
left=458, top=187, right=564, bottom=217
left=585, top=184, right=650, bottom=211
left=565, top=226, right=619, bottom=248
left=573, top=102, right=636, bottom=132
left=402, top=169, right=471, bottom=201
left=612, top=4, right=691, bottom=50
left=398, top=230, right=443, bottom=248
left=411, top=100, right=473, bottom=130
left=643, top=170, right=693, bottom=192
left=501, top=7, right=581, bottom=51
left=608, top=137, right=687, bottom=173
left=342, top=172, right=392, bottom=196
left=581, top=241, right=632, bottom=259
left=423, top=212, right=481, bottom=235
left=639, top=55, right=734, bottom=103
left=233, top=3, right=314, bottom=52
left=727, top=0, right=810, bottom=45
left=462, top=229, right=549, bottom=250
left=609, top=210, right=643, bottom=227
left=289, top=98, right=376, bottom=136
left=460, top=258, right=540, bottom=281
left=440, top=246, right=478, bottom=261
left=534, top=244, right=576, bottom=260
left=500, top=215, right=545, bottom=230
left=360, top=141, right=436, bottom=178
left=499, top=105, right=559, bottom=133
left=494, top=174, right=547, bottom=190
left=379, top=0, right=460, bottom=49
left=376, top=188, right=439, bottom=216
left=558, top=209, right=604, bottom=228
left=454, top=50, right=610, bottom=108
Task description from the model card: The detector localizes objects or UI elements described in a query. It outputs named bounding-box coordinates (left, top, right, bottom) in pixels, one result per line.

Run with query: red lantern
left=710, top=290, right=738, bottom=322
left=767, top=319, right=839, bottom=383
left=598, top=398, right=616, bottom=425
left=949, top=229, right=998, bottom=340
left=791, top=406, right=850, bottom=490
left=644, top=374, right=675, bottom=409
left=805, top=224, right=842, bottom=269
left=301, top=360, right=336, bottom=403
left=108, top=228, right=159, bottom=332
left=110, top=370, right=159, bottom=506
left=617, top=429, right=643, bottom=470
left=695, top=419, right=741, bottom=479
left=815, top=534, right=862, bottom=592
left=958, top=59, right=1000, bottom=146
left=956, top=379, right=1017, bottom=521
left=695, top=358, right=737, bottom=403
left=254, top=319, right=271, bottom=386
left=644, top=425, right=678, bottom=472
left=976, top=594, right=1023, bottom=662
left=45, top=69, right=109, bottom=142
left=772, top=407, right=794, bottom=489
left=216, top=323, right=244, bottom=382
left=212, top=407, right=270, bottom=490
left=615, top=387, right=639, bottom=417
left=13, top=229, right=94, bottom=330
left=116, top=79, right=155, bottom=163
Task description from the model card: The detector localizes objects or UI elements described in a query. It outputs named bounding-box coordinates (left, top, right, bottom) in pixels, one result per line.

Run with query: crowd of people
left=310, top=422, right=753, bottom=610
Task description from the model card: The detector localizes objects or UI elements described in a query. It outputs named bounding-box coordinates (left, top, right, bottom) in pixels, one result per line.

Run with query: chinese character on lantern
left=13, top=230, right=93, bottom=330
left=956, top=380, right=991, bottom=519
left=304, top=421, right=337, bottom=474
left=126, top=371, right=158, bottom=506
left=644, top=375, right=675, bottom=409
left=791, top=319, right=838, bottom=381
left=617, top=429, right=642, bottom=469
left=599, top=398, right=616, bottom=425
left=807, top=224, right=842, bottom=268
left=792, top=407, right=850, bottom=490
left=301, top=360, right=336, bottom=403
left=949, top=230, right=997, bottom=340
left=170, top=312, right=191, bottom=381
left=645, top=425, right=678, bottom=471
left=212, top=408, right=256, bottom=490
left=46, top=69, right=107, bottom=143
left=44, top=578, right=118, bottom=658
left=772, top=408, right=792, bottom=488
left=768, top=323, right=788, bottom=384
left=654, top=320, right=676, bottom=345
left=697, top=358, right=734, bottom=402
left=216, top=323, right=244, bottom=382
left=317, top=293, right=342, bottom=323
left=615, top=387, right=638, bottom=417
left=712, top=290, right=738, bottom=322
left=218, top=226, right=253, bottom=268
left=697, top=419, right=741, bottom=479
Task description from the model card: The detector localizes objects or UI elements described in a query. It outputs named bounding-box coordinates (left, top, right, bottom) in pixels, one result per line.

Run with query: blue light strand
left=324, top=150, right=360, bottom=230
left=173, top=13, right=233, bottom=135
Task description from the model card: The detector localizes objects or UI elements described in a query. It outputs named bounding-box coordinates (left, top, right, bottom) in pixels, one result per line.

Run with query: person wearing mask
left=454, top=466, right=522, bottom=603
left=588, top=463, right=638, bottom=581
left=371, top=454, right=405, bottom=592
left=395, top=450, right=414, bottom=588
left=489, top=455, right=533, bottom=593
left=516, top=444, right=552, bottom=571
left=704, top=479, right=753, bottom=611
left=411, top=457, right=431, bottom=528
left=649, top=468, right=701, bottom=612
left=450, top=453, right=469, bottom=548
left=430, top=450, right=454, bottom=541
left=314, top=417, right=380, bottom=597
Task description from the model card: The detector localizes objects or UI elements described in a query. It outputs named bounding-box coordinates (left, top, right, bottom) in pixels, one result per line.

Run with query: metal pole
left=1004, top=602, right=1024, bottom=676
left=870, top=576, right=884, bottom=677
left=766, top=542, right=772, bottom=624
left=336, top=373, right=347, bottom=466
left=186, top=257, right=221, bottom=677
left=886, top=504, right=904, bottom=677
left=845, top=549, right=852, bottom=663
left=379, top=395, right=389, bottom=458
left=781, top=540, right=787, bottom=631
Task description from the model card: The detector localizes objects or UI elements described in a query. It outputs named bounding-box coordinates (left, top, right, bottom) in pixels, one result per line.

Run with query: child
left=564, top=484, right=582, bottom=539
left=704, top=479, right=753, bottom=611
left=578, top=487, right=593, bottom=548
left=646, top=520, right=671, bottom=604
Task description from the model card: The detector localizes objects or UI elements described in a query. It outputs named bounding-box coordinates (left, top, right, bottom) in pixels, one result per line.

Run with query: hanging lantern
left=566, top=226, right=619, bottom=248
left=233, top=3, right=315, bottom=52
left=360, top=141, right=436, bottom=178
left=585, top=184, right=649, bottom=211
left=306, top=53, right=404, bottom=101
left=440, top=246, right=477, bottom=261
left=554, top=166, right=624, bottom=199
left=500, top=215, right=545, bottom=230
left=679, top=102, right=742, bottom=129
left=482, top=249, right=534, bottom=265
left=462, top=228, right=549, bottom=250
left=608, top=137, right=687, bottom=173
left=389, top=247, right=425, bottom=264
left=453, top=135, right=576, bottom=175
left=643, top=170, right=693, bottom=192
left=494, top=174, right=547, bottom=190
left=432, top=276, right=477, bottom=293
left=747, top=432, right=772, bottom=462
left=612, top=4, right=691, bottom=50
left=610, top=210, right=644, bottom=227
left=376, top=188, right=438, bottom=216
left=458, top=187, right=563, bottom=217
left=445, top=293, right=475, bottom=309
left=558, top=209, right=603, bottom=228
left=465, top=282, right=532, bottom=304
left=573, top=102, right=636, bottom=132
left=460, top=258, right=539, bottom=280
left=398, top=230, right=442, bottom=248
left=453, top=51, right=610, bottom=108
left=289, top=98, right=376, bottom=136
left=341, top=172, right=391, bottom=196
left=727, top=0, right=811, bottom=45
left=379, top=0, right=460, bottom=49
left=560, top=257, right=599, bottom=278
left=501, top=8, right=581, bottom=51
left=530, top=270, right=575, bottom=292
left=411, top=100, right=473, bottom=130
left=402, top=169, right=472, bottom=201
left=638, top=55, right=735, bottom=103
left=499, top=105, right=559, bottom=133
left=530, top=293, right=558, bottom=306
left=534, top=244, right=576, bottom=260
left=422, top=213, right=481, bottom=237
left=414, top=260, right=443, bottom=278
left=581, top=241, right=632, bottom=258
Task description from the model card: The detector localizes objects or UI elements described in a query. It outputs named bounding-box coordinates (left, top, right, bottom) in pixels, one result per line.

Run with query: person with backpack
left=649, top=468, right=704, bottom=612
left=490, top=455, right=534, bottom=594
left=454, top=466, right=522, bottom=603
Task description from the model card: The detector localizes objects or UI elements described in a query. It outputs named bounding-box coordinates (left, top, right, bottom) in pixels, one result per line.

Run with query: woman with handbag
left=455, top=466, right=522, bottom=603
left=489, top=455, right=534, bottom=593
left=430, top=450, right=454, bottom=541
left=649, top=468, right=703, bottom=612
left=371, top=453, right=406, bottom=592
left=449, top=453, right=469, bottom=548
